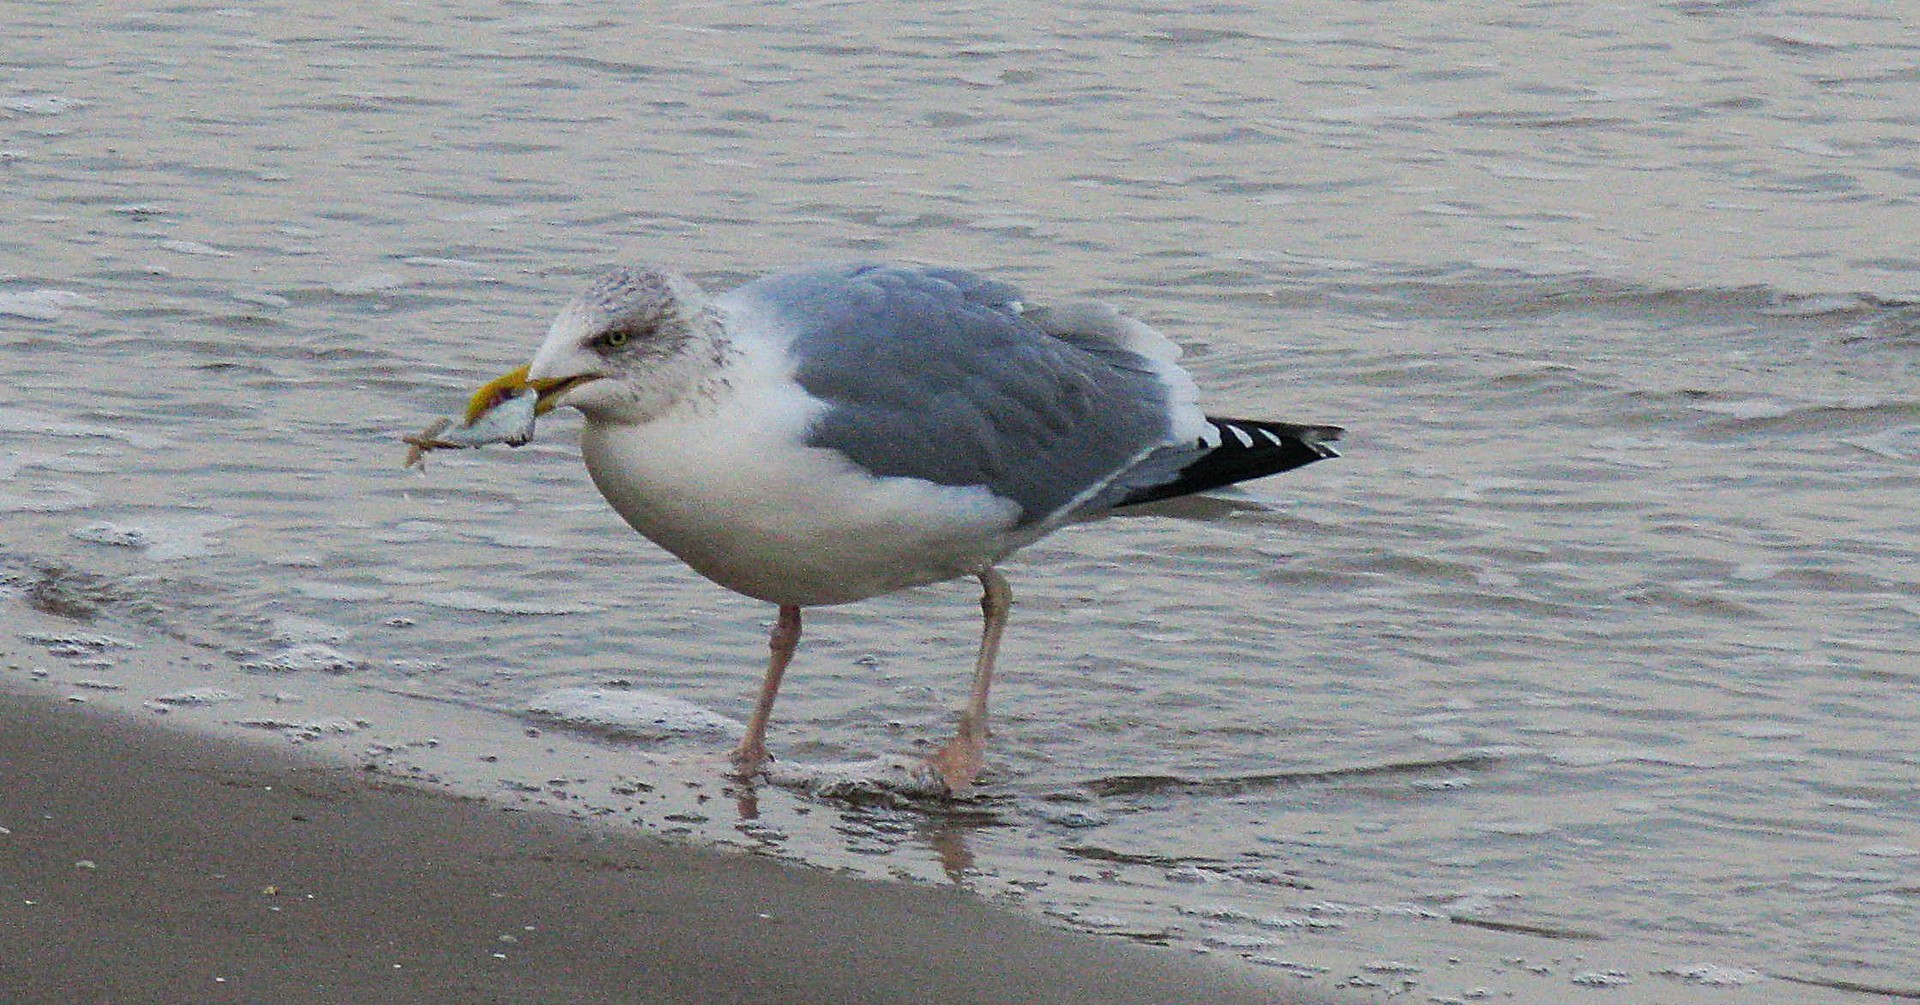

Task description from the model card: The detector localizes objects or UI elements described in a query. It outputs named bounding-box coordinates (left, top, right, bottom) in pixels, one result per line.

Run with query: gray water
left=4, top=2, right=1918, bottom=1000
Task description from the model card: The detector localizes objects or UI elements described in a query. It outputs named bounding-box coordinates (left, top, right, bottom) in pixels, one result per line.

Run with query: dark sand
left=0, top=688, right=1330, bottom=1004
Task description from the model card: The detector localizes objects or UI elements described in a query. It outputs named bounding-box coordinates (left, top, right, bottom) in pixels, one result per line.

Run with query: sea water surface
left=4, top=2, right=1918, bottom=1001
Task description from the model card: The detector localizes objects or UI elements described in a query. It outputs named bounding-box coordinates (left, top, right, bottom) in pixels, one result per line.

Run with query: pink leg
left=925, top=568, right=1011, bottom=793
left=730, top=604, right=801, bottom=778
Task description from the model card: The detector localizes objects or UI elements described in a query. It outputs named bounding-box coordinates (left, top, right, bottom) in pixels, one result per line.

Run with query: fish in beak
left=401, top=365, right=593, bottom=469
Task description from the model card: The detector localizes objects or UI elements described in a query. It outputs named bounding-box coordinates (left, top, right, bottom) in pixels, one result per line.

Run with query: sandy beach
left=0, top=686, right=1324, bottom=1005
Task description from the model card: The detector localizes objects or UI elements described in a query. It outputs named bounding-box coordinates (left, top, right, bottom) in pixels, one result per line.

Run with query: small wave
left=0, top=405, right=172, bottom=450
left=418, top=589, right=600, bottom=616
left=1644, top=390, right=1920, bottom=438
left=1771, top=971, right=1920, bottom=1000
left=1079, top=752, right=1498, bottom=797
left=1221, top=258, right=1920, bottom=328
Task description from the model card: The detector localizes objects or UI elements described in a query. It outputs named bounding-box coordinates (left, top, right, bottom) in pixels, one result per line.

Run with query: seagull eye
left=598, top=328, right=631, bottom=349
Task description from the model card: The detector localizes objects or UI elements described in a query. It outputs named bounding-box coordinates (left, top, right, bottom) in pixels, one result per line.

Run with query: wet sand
left=0, top=687, right=1323, bottom=1005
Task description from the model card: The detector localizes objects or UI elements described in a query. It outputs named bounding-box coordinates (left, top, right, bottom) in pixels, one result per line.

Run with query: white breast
left=576, top=339, right=1026, bottom=607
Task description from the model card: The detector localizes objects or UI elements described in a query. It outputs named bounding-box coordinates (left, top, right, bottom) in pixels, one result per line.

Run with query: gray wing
left=732, top=263, right=1176, bottom=526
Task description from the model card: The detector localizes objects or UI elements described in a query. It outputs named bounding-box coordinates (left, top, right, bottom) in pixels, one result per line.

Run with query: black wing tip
left=1210, top=418, right=1345, bottom=458
left=1113, top=417, right=1344, bottom=508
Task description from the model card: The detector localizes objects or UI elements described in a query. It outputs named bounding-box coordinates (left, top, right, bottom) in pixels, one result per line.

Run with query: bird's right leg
left=923, top=568, right=1011, bottom=793
left=730, top=604, right=801, bottom=778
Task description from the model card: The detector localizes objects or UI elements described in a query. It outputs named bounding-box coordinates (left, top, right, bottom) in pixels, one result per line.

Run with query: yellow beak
left=465, top=364, right=585, bottom=424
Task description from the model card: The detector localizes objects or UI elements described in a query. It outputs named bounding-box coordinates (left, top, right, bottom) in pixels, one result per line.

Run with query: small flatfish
left=402, top=387, right=538, bottom=469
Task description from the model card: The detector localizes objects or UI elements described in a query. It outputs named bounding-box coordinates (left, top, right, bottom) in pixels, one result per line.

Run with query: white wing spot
left=1225, top=423, right=1255, bottom=448
left=1258, top=427, right=1284, bottom=445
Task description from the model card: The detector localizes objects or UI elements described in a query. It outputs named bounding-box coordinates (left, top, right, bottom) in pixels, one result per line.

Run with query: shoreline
left=0, top=685, right=1326, bottom=1004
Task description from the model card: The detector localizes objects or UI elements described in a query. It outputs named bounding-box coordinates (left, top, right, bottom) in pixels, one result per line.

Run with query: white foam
left=151, top=687, right=243, bottom=706
left=525, top=686, right=744, bottom=740
left=0, top=290, right=96, bottom=320
left=240, top=643, right=365, bottom=675
left=69, top=521, right=152, bottom=549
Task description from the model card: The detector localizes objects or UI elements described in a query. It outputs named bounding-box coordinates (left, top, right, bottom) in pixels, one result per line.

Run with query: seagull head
left=467, top=265, right=728, bottom=427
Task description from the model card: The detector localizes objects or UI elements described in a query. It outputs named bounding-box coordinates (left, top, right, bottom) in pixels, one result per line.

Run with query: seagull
left=463, top=262, right=1340, bottom=793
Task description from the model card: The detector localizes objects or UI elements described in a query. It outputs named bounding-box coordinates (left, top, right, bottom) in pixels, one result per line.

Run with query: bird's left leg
left=925, top=567, right=1011, bottom=793
left=730, top=604, right=801, bottom=778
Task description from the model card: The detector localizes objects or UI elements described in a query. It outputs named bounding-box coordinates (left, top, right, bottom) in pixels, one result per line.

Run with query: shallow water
left=4, top=2, right=1918, bottom=1000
